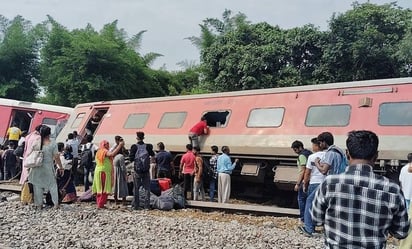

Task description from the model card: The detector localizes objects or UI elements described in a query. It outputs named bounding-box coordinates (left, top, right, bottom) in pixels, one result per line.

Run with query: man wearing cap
left=129, top=132, right=154, bottom=210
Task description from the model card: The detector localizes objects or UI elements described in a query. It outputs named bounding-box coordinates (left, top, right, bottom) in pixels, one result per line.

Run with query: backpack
left=330, top=147, right=348, bottom=174
left=13, top=142, right=25, bottom=157
left=3, top=149, right=17, bottom=166
left=80, top=144, right=93, bottom=169
left=134, top=143, right=150, bottom=174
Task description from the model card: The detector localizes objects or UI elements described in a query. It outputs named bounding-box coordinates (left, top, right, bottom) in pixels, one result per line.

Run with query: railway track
left=0, top=181, right=299, bottom=217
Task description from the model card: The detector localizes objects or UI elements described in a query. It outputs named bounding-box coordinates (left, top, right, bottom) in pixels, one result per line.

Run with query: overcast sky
left=3, top=0, right=411, bottom=71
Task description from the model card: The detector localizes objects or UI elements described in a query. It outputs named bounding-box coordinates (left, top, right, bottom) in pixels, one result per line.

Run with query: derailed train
left=56, top=77, right=412, bottom=204
left=0, top=98, right=73, bottom=144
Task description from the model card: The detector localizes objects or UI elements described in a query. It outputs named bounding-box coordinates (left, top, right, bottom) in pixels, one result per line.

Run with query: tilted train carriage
left=56, top=77, right=412, bottom=204
left=0, top=98, right=73, bottom=144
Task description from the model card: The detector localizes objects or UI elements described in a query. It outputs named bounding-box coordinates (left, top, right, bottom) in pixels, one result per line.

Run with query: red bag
left=158, top=178, right=172, bottom=192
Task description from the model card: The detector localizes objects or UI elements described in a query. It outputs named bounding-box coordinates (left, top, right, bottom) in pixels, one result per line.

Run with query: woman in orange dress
left=92, top=139, right=124, bottom=208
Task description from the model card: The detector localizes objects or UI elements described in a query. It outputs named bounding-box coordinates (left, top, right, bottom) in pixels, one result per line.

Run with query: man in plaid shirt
left=311, top=130, right=409, bottom=248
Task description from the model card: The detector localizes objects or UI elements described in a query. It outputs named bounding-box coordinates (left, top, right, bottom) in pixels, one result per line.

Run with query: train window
left=71, top=113, right=85, bottom=129
left=305, top=105, right=351, bottom=127
left=124, top=113, right=149, bottom=129
left=203, top=111, right=230, bottom=127
left=158, top=112, right=187, bottom=129
left=42, top=118, right=58, bottom=138
left=247, top=108, right=284, bottom=127
left=379, top=102, right=412, bottom=126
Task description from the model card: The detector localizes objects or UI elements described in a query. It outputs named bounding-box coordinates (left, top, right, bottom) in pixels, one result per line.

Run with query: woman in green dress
left=92, top=139, right=124, bottom=208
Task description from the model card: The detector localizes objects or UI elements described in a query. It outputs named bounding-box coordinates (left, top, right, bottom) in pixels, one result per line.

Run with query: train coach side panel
left=91, top=81, right=412, bottom=159
left=0, top=106, right=12, bottom=143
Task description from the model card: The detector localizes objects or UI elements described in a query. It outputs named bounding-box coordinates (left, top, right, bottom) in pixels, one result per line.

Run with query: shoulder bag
left=24, top=140, right=43, bottom=168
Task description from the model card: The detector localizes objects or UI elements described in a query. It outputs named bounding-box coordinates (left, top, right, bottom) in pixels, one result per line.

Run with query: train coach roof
left=75, top=77, right=412, bottom=107
left=0, top=98, right=73, bottom=113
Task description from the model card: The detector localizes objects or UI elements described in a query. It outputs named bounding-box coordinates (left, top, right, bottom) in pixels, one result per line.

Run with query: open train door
left=56, top=103, right=109, bottom=144
left=1, top=108, right=35, bottom=146
left=84, top=108, right=108, bottom=137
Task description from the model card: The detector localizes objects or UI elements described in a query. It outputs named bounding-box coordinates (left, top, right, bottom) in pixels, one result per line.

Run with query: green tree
left=39, top=18, right=162, bottom=107
left=192, top=11, right=327, bottom=92
left=0, top=15, right=41, bottom=101
left=396, top=29, right=412, bottom=76
left=321, top=2, right=412, bottom=82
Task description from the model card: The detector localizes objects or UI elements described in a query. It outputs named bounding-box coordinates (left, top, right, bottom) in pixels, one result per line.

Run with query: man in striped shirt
left=311, top=130, right=409, bottom=249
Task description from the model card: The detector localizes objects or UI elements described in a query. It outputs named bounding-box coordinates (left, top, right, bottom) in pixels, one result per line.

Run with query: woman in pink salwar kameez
left=19, top=125, right=42, bottom=185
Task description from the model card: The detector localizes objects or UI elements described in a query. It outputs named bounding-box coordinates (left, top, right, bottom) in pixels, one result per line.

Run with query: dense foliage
left=192, top=4, right=412, bottom=91
left=0, top=2, right=411, bottom=106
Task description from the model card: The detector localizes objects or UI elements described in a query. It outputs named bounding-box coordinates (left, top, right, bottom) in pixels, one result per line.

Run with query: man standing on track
left=291, top=140, right=312, bottom=224
left=217, top=146, right=238, bottom=203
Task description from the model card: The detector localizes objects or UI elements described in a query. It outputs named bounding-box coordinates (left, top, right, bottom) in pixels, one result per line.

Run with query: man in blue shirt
left=217, top=146, right=238, bottom=203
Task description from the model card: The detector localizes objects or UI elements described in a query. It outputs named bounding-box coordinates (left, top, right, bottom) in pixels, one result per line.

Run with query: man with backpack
left=291, top=140, right=312, bottom=224
left=299, top=132, right=347, bottom=238
left=2, top=142, right=17, bottom=180
left=314, top=131, right=348, bottom=176
left=129, top=132, right=154, bottom=210
left=80, top=134, right=98, bottom=191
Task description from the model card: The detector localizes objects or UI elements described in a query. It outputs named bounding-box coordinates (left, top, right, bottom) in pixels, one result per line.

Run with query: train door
left=66, top=107, right=108, bottom=143
left=84, top=109, right=108, bottom=136
left=10, top=109, right=35, bottom=133
left=0, top=108, right=34, bottom=146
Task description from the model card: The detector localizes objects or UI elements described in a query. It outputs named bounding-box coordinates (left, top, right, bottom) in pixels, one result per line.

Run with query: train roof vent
left=358, top=97, right=373, bottom=107
left=18, top=101, right=32, bottom=106
left=341, top=87, right=394, bottom=95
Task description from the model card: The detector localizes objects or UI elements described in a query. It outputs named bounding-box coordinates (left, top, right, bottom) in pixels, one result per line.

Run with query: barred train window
left=203, top=111, right=230, bottom=127
left=305, top=105, right=351, bottom=127
left=247, top=108, right=284, bottom=127
left=124, top=113, right=149, bottom=129
left=71, top=113, right=85, bottom=129
left=158, top=112, right=187, bottom=129
left=379, top=102, right=412, bottom=126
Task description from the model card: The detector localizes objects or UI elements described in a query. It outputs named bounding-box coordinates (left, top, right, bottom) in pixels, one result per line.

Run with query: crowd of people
left=2, top=116, right=412, bottom=248
left=291, top=130, right=411, bottom=248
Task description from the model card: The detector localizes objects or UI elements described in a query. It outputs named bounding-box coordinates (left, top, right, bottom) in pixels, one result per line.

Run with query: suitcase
left=158, top=178, right=172, bottom=192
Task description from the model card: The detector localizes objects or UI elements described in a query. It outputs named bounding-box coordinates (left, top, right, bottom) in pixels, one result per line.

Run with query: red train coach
left=57, top=77, right=412, bottom=201
left=0, top=98, right=73, bottom=144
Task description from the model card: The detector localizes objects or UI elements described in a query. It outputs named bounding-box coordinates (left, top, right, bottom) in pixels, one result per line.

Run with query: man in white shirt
left=299, top=137, right=326, bottom=237
left=399, top=153, right=412, bottom=210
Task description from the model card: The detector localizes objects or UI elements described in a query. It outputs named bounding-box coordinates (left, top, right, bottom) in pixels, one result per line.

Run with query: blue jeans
left=298, top=183, right=307, bottom=222
left=209, top=178, right=216, bottom=201
left=304, top=183, right=320, bottom=234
